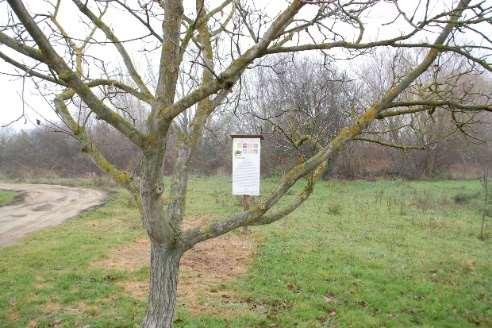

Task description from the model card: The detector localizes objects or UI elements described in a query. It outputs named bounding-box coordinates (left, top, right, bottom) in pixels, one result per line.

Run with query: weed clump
left=326, top=203, right=342, bottom=215
left=453, top=192, right=480, bottom=204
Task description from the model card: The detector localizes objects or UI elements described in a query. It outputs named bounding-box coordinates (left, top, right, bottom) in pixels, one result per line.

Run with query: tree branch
left=71, top=0, right=153, bottom=97
left=157, top=0, right=306, bottom=123
left=180, top=0, right=471, bottom=248
left=0, top=31, right=47, bottom=63
left=353, top=137, right=426, bottom=150
left=7, top=0, right=148, bottom=148
left=166, top=0, right=217, bottom=234
left=0, top=50, right=62, bottom=84
left=54, top=89, right=140, bottom=196
left=378, top=100, right=492, bottom=118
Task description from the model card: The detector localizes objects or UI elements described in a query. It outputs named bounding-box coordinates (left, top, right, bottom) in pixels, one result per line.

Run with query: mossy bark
left=141, top=242, right=182, bottom=328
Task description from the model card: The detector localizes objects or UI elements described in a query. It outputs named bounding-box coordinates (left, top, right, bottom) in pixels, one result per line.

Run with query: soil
left=94, top=216, right=257, bottom=315
left=0, top=183, right=106, bottom=246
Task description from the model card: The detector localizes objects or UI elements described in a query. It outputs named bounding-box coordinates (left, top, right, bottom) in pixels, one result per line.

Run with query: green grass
left=0, top=190, right=16, bottom=206
left=0, top=178, right=491, bottom=327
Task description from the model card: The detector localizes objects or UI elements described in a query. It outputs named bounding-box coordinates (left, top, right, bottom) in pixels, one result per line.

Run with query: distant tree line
left=1, top=54, right=491, bottom=180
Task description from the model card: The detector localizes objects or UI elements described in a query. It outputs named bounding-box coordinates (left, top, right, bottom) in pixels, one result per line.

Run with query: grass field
left=0, top=178, right=490, bottom=327
left=0, top=190, right=16, bottom=206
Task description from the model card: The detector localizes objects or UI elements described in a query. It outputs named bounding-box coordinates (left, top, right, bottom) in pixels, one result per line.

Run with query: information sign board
left=231, top=136, right=262, bottom=196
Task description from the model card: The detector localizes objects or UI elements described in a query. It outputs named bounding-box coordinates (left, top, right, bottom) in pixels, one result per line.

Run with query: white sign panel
left=232, top=137, right=261, bottom=196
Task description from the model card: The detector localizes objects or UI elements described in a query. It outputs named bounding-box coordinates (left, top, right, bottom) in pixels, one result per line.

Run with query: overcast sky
left=0, top=0, right=488, bottom=130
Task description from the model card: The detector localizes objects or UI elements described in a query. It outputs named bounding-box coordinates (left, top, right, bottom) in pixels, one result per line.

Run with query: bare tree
left=1, top=0, right=491, bottom=326
left=236, top=57, right=352, bottom=175
left=352, top=49, right=492, bottom=177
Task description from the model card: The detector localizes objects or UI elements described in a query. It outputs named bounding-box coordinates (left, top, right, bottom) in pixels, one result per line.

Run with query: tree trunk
left=142, top=241, right=182, bottom=328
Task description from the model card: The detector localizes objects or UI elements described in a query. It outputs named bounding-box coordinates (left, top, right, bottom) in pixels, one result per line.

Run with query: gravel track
left=0, top=183, right=106, bottom=246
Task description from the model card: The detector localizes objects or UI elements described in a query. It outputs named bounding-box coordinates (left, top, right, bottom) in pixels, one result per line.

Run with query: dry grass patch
left=42, top=302, right=62, bottom=313
left=27, top=320, right=39, bottom=328
left=93, top=216, right=256, bottom=315
left=7, top=304, right=20, bottom=322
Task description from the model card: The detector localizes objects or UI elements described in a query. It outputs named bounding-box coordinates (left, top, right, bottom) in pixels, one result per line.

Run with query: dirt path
left=0, top=183, right=106, bottom=246
left=93, top=216, right=257, bottom=316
